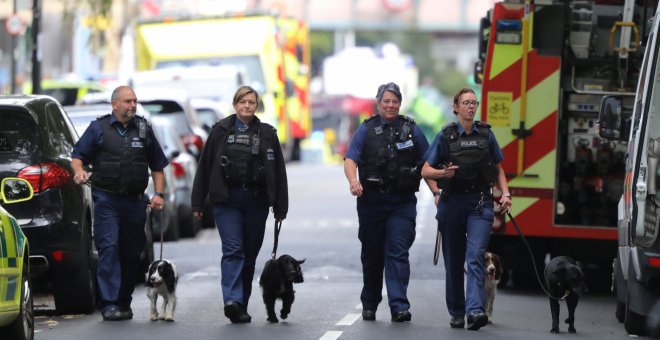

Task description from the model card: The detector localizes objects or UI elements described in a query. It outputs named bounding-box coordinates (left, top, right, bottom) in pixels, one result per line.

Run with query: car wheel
left=1, top=260, right=34, bottom=340
left=53, top=219, right=96, bottom=314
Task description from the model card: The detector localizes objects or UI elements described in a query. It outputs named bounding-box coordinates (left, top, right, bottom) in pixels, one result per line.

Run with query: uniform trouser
left=436, top=191, right=494, bottom=317
left=213, top=187, right=269, bottom=308
left=356, top=191, right=417, bottom=314
left=92, top=190, right=147, bottom=311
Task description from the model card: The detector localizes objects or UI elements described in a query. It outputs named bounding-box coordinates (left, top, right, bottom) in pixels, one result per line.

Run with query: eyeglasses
left=461, top=101, right=480, bottom=107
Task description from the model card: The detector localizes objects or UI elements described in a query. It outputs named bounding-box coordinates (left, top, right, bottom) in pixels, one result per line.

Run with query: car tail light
left=649, top=257, right=660, bottom=268
left=18, top=162, right=71, bottom=193
left=171, top=161, right=186, bottom=178
left=182, top=134, right=204, bottom=153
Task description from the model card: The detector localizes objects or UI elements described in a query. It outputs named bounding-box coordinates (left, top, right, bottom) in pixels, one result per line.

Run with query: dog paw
left=568, top=326, right=576, bottom=333
left=550, top=328, right=559, bottom=334
left=150, top=314, right=159, bottom=322
left=280, top=313, right=289, bottom=320
left=267, top=316, right=279, bottom=323
left=164, top=317, right=174, bottom=322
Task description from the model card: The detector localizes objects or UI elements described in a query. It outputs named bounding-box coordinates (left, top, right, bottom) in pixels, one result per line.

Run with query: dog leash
left=271, top=219, right=282, bottom=259
left=503, top=208, right=565, bottom=301
left=433, top=228, right=441, bottom=265
left=158, top=207, right=164, bottom=261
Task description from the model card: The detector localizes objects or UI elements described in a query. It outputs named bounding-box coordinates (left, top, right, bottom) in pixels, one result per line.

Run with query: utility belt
left=362, top=179, right=413, bottom=194
left=93, top=187, right=145, bottom=200
left=227, top=180, right=262, bottom=193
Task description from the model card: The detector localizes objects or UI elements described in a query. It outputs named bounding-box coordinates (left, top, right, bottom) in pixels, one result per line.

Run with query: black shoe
left=224, top=302, right=251, bottom=323
left=391, top=310, right=412, bottom=322
left=450, top=316, right=465, bottom=328
left=119, top=308, right=133, bottom=320
left=362, top=310, right=376, bottom=321
left=102, top=306, right=123, bottom=321
left=467, top=312, right=488, bottom=331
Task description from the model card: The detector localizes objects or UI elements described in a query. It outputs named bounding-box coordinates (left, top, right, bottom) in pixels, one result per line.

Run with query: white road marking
left=336, top=313, right=361, bottom=326
left=319, top=331, right=343, bottom=340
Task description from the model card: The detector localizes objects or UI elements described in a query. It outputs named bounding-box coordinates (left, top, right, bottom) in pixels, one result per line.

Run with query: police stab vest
left=223, top=124, right=265, bottom=188
left=90, top=115, right=150, bottom=195
left=358, top=115, right=421, bottom=193
left=437, top=121, right=498, bottom=193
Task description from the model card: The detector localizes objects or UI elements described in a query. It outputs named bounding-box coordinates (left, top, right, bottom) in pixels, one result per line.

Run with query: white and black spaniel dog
left=484, top=251, right=504, bottom=324
left=146, top=259, right=178, bottom=322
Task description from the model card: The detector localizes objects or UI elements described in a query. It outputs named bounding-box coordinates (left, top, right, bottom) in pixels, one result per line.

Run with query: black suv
left=0, top=95, right=96, bottom=314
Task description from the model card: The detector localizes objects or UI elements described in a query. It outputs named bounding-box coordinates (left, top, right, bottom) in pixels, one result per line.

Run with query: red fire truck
left=475, top=0, right=657, bottom=287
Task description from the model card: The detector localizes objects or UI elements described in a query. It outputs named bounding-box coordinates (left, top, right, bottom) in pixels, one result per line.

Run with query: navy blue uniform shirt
left=72, top=114, right=169, bottom=171
left=424, top=122, right=503, bottom=166
left=345, top=115, right=430, bottom=163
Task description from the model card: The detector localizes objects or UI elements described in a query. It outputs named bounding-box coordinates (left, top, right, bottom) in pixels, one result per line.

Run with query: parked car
left=133, top=88, right=208, bottom=160
left=151, top=116, right=201, bottom=237
left=190, top=97, right=226, bottom=133
left=0, top=178, right=34, bottom=340
left=64, top=104, right=178, bottom=244
left=0, top=95, right=96, bottom=314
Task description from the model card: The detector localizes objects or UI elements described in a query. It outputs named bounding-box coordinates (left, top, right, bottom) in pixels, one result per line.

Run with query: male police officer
left=72, top=86, right=169, bottom=321
left=344, top=82, right=438, bottom=322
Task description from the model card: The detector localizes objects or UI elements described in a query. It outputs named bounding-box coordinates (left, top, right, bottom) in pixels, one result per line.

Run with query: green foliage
left=310, top=31, right=334, bottom=77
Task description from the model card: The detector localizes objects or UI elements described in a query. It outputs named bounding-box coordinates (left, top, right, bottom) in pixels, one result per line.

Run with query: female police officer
left=72, top=85, right=169, bottom=321
left=344, top=82, right=438, bottom=322
left=421, top=87, right=512, bottom=331
left=191, top=85, right=288, bottom=323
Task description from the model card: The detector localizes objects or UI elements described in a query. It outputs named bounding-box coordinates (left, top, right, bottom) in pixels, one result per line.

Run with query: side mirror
left=1, top=178, right=34, bottom=204
left=598, top=95, right=624, bottom=140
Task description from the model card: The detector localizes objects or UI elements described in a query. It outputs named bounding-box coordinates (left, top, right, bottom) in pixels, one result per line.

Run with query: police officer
left=72, top=86, right=169, bottom=321
left=344, top=82, right=438, bottom=322
left=421, top=87, right=512, bottom=331
left=191, top=85, right=288, bottom=324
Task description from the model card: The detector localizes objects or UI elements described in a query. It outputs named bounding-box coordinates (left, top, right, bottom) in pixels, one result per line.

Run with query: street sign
left=5, top=14, right=25, bottom=36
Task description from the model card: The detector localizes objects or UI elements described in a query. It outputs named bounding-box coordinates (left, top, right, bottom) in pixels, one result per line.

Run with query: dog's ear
left=297, top=258, right=306, bottom=265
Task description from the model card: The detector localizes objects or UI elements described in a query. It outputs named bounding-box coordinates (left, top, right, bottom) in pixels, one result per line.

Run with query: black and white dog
left=146, top=259, right=178, bottom=322
left=259, top=254, right=305, bottom=323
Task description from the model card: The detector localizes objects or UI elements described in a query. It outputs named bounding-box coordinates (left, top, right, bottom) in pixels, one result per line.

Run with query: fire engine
left=475, top=0, right=658, bottom=287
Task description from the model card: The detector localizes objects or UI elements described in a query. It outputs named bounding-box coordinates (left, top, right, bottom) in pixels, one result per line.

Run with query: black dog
left=544, top=256, right=587, bottom=333
left=259, top=254, right=305, bottom=323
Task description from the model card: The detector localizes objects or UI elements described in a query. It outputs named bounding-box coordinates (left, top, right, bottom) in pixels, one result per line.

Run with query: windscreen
left=0, top=108, right=37, bottom=158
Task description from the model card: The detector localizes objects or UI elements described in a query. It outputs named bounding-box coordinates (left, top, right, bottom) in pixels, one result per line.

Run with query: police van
left=598, top=3, right=660, bottom=336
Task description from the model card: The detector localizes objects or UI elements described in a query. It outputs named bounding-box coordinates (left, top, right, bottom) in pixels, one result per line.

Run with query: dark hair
left=376, top=82, right=402, bottom=102
left=452, top=87, right=476, bottom=115
left=232, top=85, right=260, bottom=106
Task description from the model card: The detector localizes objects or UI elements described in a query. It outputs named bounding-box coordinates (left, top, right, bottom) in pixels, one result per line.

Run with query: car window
left=0, top=108, right=37, bottom=158
left=45, top=102, right=75, bottom=154
left=44, top=88, right=79, bottom=106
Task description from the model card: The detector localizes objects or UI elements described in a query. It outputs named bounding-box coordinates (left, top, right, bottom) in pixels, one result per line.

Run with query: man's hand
left=73, top=170, right=90, bottom=185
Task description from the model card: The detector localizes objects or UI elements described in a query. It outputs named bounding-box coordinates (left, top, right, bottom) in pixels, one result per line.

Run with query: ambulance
left=133, top=13, right=311, bottom=160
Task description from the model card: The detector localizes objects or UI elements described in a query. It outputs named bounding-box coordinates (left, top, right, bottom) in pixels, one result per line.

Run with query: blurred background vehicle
left=150, top=116, right=201, bottom=238
left=0, top=177, right=35, bottom=340
left=22, top=79, right=106, bottom=106
left=190, top=97, right=226, bottom=132
left=64, top=103, right=180, bottom=243
left=132, top=88, right=208, bottom=160
left=0, top=95, right=96, bottom=315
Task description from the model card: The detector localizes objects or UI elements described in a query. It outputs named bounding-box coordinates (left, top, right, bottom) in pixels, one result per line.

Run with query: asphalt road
left=33, top=163, right=642, bottom=340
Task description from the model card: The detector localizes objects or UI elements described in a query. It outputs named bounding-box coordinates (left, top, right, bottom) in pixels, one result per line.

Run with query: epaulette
left=475, top=120, right=491, bottom=129
left=441, top=122, right=459, bottom=142
left=135, top=115, right=152, bottom=127
left=363, top=114, right=380, bottom=124
left=96, top=113, right=111, bottom=120
left=397, top=115, right=416, bottom=124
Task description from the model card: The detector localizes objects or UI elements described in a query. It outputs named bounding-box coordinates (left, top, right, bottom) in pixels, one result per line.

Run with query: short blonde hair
left=232, top=85, right=260, bottom=106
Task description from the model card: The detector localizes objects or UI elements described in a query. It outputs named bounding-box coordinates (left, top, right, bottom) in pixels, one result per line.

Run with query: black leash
left=158, top=208, right=164, bottom=261
left=504, top=209, right=565, bottom=301
left=433, top=228, right=441, bottom=265
left=271, top=219, right=282, bottom=259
